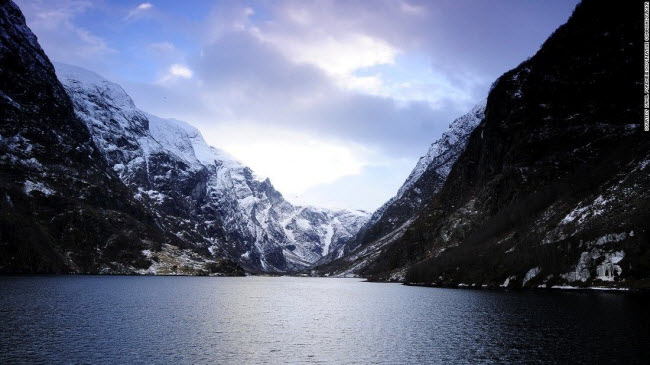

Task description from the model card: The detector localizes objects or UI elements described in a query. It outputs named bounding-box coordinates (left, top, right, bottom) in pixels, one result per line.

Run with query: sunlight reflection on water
left=0, top=276, right=648, bottom=364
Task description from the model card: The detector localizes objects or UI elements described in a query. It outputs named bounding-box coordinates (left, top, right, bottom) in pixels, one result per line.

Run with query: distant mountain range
left=1, top=0, right=648, bottom=289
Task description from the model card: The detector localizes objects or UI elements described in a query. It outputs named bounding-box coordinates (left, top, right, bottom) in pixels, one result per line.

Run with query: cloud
left=247, top=1, right=404, bottom=97
left=125, top=2, right=153, bottom=21
left=257, top=31, right=399, bottom=96
left=137, top=3, right=153, bottom=10
left=260, top=32, right=398, bottom=76
left=15, top=0, right=579, bottom=210
left=297, top=159, right=415, bottom=211
left=205, top=2, right=256, bottom=41
left=342, top=74, right=384, bottom=95
left=15, top=0, right=115, bottom=68
left=195, top=31, right=325, bottom=92
left=185, top=27, right=462, bottom=158
left=167, top=64, right=193, bottom=79
left=201, top=0, right=488, bottom=112
left=399, top=1, right=426, bottom=16
left=200, top=124, right=372, bottom=196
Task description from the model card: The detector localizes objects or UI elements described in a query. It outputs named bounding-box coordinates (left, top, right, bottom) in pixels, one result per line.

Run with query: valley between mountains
left=1, top=0, right=648, bottom=290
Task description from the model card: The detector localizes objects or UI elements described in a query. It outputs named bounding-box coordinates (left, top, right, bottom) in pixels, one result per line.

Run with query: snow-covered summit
left=144, top=112, right=245, bottom=171
left=55, top=62, right=243, bottom=170
left=55, top=63, right=141, bottom=126
left=396, top=100, right=486, bottom=200
left=368, top=101, right=486, bottom=227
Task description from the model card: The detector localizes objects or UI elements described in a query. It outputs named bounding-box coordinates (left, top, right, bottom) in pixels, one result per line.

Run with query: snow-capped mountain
left=393, top=102, right=486, bottom=204
left=316, top=102, right=485, bottom=274
left=364, top=101, right=486, bottom=233
left=55, top=63, right=368, bottom=273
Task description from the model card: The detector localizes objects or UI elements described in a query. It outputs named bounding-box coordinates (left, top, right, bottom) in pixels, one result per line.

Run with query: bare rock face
left=322, top=1, right=649, bottom=289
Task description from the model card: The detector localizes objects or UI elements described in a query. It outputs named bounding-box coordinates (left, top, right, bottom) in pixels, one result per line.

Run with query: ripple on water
left=0, top=276, right=648, bottom=364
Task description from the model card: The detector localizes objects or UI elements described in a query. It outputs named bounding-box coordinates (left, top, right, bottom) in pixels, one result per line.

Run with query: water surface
left=0, top=276, right=648, bottom=364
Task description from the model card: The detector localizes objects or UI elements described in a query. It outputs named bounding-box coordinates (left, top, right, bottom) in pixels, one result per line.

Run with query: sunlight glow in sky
left=15, top=0, right=578, bottom=211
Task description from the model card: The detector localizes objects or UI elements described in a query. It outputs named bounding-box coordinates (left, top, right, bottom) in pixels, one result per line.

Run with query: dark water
left=0, top=276, right=648, bottom=364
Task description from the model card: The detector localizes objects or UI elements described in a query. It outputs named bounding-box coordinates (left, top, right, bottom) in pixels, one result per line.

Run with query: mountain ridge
left=2, top=0, right=647, bottom=287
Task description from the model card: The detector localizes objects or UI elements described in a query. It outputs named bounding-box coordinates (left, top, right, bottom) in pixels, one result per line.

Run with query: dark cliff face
left=0, top=1, right=159, bottom=273
left=353, top=1, right=649, bottom=288
left=0, top=1, right=243, bottom=275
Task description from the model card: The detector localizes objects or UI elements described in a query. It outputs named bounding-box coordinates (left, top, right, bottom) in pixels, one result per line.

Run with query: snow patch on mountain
left=316, top=102, right=486, bottom=273
left=398, top=101, right=486, bottom=201
left=369, top=101, right=486, bottom=226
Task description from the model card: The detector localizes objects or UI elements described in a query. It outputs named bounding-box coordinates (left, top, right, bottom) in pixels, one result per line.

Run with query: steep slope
left=0, top=1, right=241, bottom=275
left=352, top=1, right=649, bottom=289
left=55, top=63, right=369, bottom=273
left=314, top=102, right=485, bottom=276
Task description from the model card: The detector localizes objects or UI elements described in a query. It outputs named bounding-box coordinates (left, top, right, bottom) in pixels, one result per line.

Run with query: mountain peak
left=55, top=62, right=138, bottom=112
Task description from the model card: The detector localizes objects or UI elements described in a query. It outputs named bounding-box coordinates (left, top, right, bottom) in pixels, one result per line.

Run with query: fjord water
left=0, top=277, right=648, bottom=364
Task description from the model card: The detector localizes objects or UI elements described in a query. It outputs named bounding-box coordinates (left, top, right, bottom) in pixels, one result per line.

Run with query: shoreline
left=1, top=273, right=647, bottom=293
left=401, top=281, right=649, bottom=293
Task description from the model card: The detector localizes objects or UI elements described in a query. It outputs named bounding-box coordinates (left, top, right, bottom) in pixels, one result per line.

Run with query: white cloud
left=206, top=4, right=255, bottom=41
left=297, top=157, right=415, bottom=211
left=125, top=2, right=154, bottom=21
left=15, top=0, right=114, bottom=70
left=137, top=3, right=153, bottom=11
left=399, top=1, right=426, bottom=16
left=159, top=64, right=193, bottom=82
left=169, top=64, right=193, bottom=78
left=210, top=1, right=405, bottom=97
left=341, top=74, right=385, bottom=95
left=200, top=124, right=372, bottom=197
left=259, top=32, right=398, bottom=77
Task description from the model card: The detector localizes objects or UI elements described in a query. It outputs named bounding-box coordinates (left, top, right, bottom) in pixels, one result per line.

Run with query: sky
left=15, top=0, right=579, bottom=211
